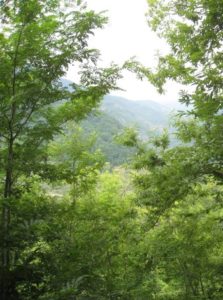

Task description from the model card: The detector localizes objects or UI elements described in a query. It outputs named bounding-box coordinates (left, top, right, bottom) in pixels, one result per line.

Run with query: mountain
left=61, top=78, right=173, bottom=165
left=82, top=95, right=172, bottom=165
left=101, top=95, right=171, bottom=136
left=82, top=112, right=135, bottom=166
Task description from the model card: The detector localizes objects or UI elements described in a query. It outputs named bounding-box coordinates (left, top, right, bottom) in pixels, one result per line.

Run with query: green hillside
left=82, top=112, right=135, bottom=166
left=82, top=95, right=171, bottom=165
left=59, top=79, right=172, bottom=165
left=102, top=95, right=170, bottom=136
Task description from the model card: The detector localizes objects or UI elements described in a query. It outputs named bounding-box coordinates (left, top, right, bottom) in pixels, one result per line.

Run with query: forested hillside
left=1, top=0, right=223, bottom=299
left=82, top=95, right=170, bottom=165
left=101, top=95, right=170, bottom=135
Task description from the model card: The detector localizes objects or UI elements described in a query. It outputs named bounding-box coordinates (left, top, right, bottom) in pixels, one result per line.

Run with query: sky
left=66, top=0, right=182, bottom=106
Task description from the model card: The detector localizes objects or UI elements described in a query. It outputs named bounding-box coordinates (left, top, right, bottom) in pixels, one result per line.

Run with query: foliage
left=82, top=112, right=135, bottom=166
left=121, top=0, right=223, bottom=298
left=42, top=170, right=140, bottom=299
left=146, top=0, right=223, bottom=178
left=1, top=0, right=223, bottom=299
left=141, top=178, right=223, bottom=299
left=0, top=170, right=151, bottom=299
left=0, top=0, right=121, bottom=298
left=48, top=122, right=104, bottom=195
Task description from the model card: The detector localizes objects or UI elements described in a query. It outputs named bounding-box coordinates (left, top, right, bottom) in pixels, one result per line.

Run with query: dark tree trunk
left=1, top=137, right=14, bottom=300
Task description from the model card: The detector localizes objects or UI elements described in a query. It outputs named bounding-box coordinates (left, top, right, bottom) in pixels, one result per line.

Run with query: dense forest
left=1, top=0, right=223, bottom=299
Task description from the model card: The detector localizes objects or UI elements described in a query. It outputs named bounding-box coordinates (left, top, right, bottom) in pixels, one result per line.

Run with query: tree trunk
left=1, top=137, right=14, bottom=300
left=1, top=18, right=23, bottom=299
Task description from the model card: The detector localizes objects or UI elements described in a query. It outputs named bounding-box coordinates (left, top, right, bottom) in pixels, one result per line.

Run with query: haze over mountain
left=101, top=95, right=171, bottom=135
left=62, top=79, right=174, bottom=165
left=82, top=94, right=173, bottom=165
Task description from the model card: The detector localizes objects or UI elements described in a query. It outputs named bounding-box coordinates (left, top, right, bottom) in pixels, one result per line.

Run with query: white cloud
left=66, top=0, right=183, bottom=106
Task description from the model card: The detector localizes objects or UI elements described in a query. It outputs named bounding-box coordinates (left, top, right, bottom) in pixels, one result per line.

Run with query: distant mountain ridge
left=62, top=78, right=173, bottom=165
left=101, top=95, right=171, bottom=137
left=81, top=94, right=172, bottom=165
left=61, top=78, right=171, bottom=133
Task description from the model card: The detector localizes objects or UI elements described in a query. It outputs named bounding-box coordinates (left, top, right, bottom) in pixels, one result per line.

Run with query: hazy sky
left=66, top=0, right=182, bottom=105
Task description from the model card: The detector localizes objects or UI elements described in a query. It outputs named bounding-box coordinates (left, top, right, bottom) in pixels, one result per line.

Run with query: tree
left=146, top=0, right=223, bottom=179
left=0, top=124, right=104, bottom=299
left=116, top=1, right=223, bottom=298
left=7, top=169, right=148, bottom=299
left=139, top=0, right=223, bottom=224
left=140, top=178, right=223, bottom=299
left=0, top=1, right=121, bottom=298
left=47, top=170, right=152, bottom=300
